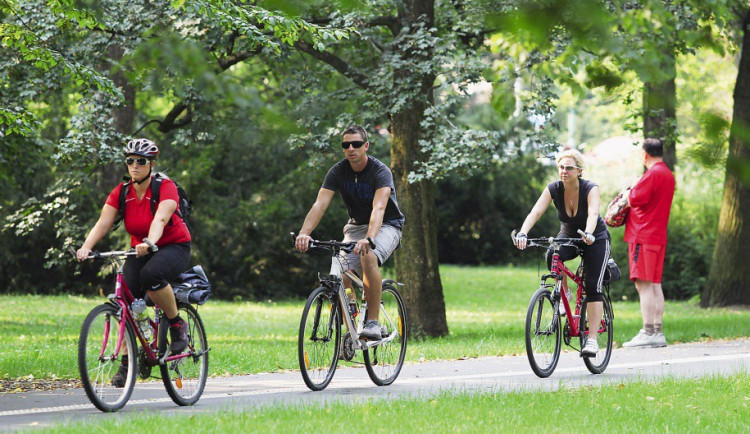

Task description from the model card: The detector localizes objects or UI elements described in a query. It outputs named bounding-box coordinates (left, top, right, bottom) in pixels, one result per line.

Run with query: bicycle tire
left=78, top=303, right=138, bottom=412
left=581, top=294, right=614, bottom=374
left=363, top=284, right=408, bottom=386
left=160, top=302, right=209, bottom=406
left=525, top=287, right=562, bottom=378
left=298, top=286, right=341, bottom=391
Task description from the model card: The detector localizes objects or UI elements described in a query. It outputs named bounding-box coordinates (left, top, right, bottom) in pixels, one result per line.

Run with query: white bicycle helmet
left=124, top=138, right=159, bottom=158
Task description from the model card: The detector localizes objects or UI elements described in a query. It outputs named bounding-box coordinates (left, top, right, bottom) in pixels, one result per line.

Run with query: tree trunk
left=391, top=105, right=449, bottom=338
left=389, top=0, right=449, bottom=338
left=643, top=48, right=677, bottom=171
left=703, top=12, right=750, bottom=307
left=101, top=44, right=136, bottom=188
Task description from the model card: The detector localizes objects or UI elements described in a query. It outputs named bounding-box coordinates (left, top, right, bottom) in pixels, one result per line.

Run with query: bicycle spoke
left=582, top=296, right=614, bottom=374
left=364, top=286, right=407, bottom=386
left=299, top=287, right=340, bottom=391
left=161, top=303, right=208, bottom=405
left=79, top=304, right=136, bottom=412
left=525, top=288, right=561, bottom=378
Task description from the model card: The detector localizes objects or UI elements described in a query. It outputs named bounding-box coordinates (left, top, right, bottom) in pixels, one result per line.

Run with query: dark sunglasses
left=126, top=157, right=150, bottom=167
left=341, top=140, right=366, bottom=149
left=558, top=164, right=581, bottom=171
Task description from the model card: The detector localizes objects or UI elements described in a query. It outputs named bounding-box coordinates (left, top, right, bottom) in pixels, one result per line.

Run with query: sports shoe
left=557, top=302, right=566, bottom=316
left=650, top=332, right=667, bottom=348
left=360, top=320, right=382, bottom=341
left=112, top=362, right=128, bottom=388
left=582, top=338, right=599, bottom=356
left=622, top=329, right=652, bottom=348
left=169, top=318, right=189, bottom=354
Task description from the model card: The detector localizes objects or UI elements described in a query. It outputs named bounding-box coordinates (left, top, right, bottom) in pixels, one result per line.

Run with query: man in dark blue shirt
left=295, top=125, right=404, bottom=340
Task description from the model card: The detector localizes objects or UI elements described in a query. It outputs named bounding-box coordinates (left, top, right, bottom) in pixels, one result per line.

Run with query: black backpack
left=116, top=173, right=192, bottom=233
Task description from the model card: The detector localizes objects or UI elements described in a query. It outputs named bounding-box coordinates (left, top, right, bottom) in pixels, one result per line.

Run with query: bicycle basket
left=172, top=265, right=212, bottom=305
left=603, top=258, right=621, bottom=283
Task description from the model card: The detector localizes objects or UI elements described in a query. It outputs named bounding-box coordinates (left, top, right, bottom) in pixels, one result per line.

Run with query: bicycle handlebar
left=511, top=230, right=586, bottom=249
left=67, top=246, right=140, bottom=260
left=290, top=232, right=375, bottom=253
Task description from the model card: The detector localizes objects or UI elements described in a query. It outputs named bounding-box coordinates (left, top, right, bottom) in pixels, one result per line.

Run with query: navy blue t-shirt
left=322, top=157, right=405, bottom=229
left=547, top=179, right=609, bottom=240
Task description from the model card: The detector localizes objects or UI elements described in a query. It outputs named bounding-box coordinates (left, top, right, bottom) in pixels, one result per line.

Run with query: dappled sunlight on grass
left=2, top=265, right=749, bottom=379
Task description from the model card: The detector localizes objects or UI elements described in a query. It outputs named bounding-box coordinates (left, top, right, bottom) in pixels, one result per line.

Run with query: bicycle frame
left=100, top=254, right=194, bottom=366
left=545, top=250, right=585, bottom=338
left=325, top=254, right=398, bottom=351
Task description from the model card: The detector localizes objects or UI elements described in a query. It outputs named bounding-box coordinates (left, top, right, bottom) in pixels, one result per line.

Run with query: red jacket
left=624, top=161, right=675, bottom=245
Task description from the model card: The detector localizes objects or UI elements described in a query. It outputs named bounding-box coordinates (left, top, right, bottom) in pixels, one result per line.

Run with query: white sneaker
left=558, top=302, right=566, bottom=316
left=582, top=338, right=599, bottom=356
left=623, top=329, right=659, bottom=348
left=650, top=332, right=667, bottom=348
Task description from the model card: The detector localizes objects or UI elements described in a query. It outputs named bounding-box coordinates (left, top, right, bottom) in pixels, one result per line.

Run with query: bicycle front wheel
left=78, top=303, right=137, bottom=412
left=525, top=287, right=562, bottom=378
left=160, top=303, right=209, bottom=406
left=581, top=294, right=614, bottom=374
left=363, top=284, right=408, bottom=386
left=298, top=286, right=341, bottom=391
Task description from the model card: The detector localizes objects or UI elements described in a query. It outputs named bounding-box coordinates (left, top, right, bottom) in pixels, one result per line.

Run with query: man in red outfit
left=622, top=138, right=675, bottom=348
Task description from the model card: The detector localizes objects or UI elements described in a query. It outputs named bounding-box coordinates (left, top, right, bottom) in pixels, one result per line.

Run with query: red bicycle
left=512, top=231, right=614, bottom=378
left=70, top=246, right=209, bottom=412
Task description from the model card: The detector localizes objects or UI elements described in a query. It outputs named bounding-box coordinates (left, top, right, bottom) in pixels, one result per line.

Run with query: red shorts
left=628, top=243, right=666, bottom=283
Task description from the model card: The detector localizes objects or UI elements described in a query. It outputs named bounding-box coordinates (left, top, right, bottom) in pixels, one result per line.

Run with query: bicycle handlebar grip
left=576, top=229, right=586, bottom=237
left=67, top=246, right=77, bottom=258
left=143, top=238, right=159, bottom=252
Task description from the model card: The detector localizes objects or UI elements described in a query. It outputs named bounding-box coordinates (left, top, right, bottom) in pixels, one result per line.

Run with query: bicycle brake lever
left=143, top=238, right=159, bottom=252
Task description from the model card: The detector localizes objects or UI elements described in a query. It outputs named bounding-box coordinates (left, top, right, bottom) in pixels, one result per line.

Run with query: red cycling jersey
left=624, top=161, right=675, bottom=246
left=105, top=178, right=191, bottom=247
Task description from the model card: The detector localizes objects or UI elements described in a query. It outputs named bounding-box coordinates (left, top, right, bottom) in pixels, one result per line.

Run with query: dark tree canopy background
left=1, top=0, right=747, bottom=330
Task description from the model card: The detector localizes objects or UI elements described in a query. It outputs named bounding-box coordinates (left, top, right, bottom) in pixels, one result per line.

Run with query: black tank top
left=547, top=179, right=609, bottom=240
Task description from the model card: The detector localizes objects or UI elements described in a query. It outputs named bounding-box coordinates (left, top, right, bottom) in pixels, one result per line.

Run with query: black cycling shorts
left=123, top=242, right=191, bottom=299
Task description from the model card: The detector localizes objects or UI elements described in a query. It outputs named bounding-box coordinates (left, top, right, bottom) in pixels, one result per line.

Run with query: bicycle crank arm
left=361, top=332, right=397, bottom=349
left=191, top=347, right=211, bottom=357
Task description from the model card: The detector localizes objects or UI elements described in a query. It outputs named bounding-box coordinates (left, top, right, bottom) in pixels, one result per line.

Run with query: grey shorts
left=340, top=223, right=402, bottom=273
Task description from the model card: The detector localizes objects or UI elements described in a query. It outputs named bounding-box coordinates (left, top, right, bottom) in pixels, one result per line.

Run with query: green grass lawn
left=45, top=373, right=750, bottom=433
left=1, top=264, right=748, bottom=380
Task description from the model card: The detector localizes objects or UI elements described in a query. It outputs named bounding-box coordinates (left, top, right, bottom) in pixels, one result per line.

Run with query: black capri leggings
left=546, top=237, right=610, bottom=302
left=123, top=243, right=191, bottom=299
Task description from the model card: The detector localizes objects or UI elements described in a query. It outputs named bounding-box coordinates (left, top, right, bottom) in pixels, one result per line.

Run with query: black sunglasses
left=341, top=140, right=366, bottom=149
left=126, top=157, right=150, bottom=167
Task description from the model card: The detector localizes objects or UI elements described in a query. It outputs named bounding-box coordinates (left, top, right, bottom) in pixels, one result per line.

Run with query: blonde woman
left=514, top=149, right=611, bottom=356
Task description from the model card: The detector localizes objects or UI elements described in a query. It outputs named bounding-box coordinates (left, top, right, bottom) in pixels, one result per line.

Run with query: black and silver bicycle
left=291, top=233, right=408, bottom=391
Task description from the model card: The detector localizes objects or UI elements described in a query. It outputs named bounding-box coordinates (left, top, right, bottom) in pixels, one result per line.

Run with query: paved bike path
left=1, top=338, right=749, bottom=431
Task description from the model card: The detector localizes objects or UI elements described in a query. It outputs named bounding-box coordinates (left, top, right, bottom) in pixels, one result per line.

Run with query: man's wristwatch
left=365, top=236, right=376, bottom=248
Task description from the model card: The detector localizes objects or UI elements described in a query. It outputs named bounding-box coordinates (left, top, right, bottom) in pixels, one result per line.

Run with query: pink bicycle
left=71, top=246, right=209, bottom=412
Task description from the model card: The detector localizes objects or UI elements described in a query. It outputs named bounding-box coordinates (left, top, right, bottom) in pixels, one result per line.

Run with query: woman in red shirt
left=76, top=139, right=190, bottom=387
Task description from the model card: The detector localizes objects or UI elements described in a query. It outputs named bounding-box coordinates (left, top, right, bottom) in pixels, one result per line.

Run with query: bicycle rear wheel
left=78, top=303, right=137, bottom=412
left=160, top=303, right=209, bottom=406
left=525, top=287, right=562, bottom=378
left=581, top=294, right=614, bottom=374
left=363, top=284, right=407, bottom=386
left=298, top=286, right=341, bottom=391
